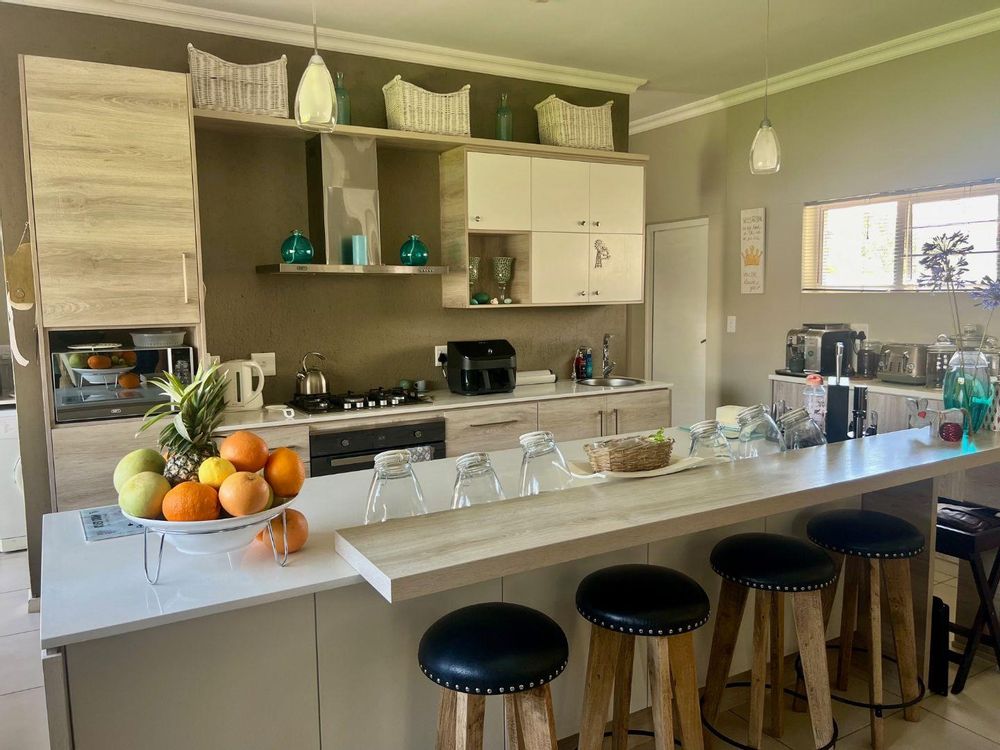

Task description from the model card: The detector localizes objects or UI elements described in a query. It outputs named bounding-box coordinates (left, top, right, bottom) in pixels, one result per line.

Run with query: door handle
left=472, top=215, right=482, bottom=223
left=593, top=220, right=601, bottom=227
left=468, top=419, right=520, bottom=428
left=577, top=220, right=587, bottom=226
left=180, top=252, right=189, bottom=303
left=592, top=290, right=601, bottom=296
left=612, top=408, right=620, bottom=434
left=577, top=290, right=587, bottom=296
left=598, top=409, right=605, bottom=435
left=328, top=455, right=374, bottom=468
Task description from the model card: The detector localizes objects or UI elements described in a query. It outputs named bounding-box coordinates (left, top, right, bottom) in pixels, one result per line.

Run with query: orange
left=162, top=482, right=220, bottom=522
left=218, top=471, right=270, bottom=516
left=256, top=509, right=308, bottom=554
left=219, top=431, right=269, bottom=473
left=263, top=448, right=306, bottom=498
left=87, top=354, right=112, bottom=369
left=117, top=372, right=141, bottom=388
left=120, top=350, right=137, bottom=365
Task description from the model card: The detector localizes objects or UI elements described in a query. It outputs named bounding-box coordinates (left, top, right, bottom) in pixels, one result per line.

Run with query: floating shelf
left=256, top=263, right=448, bottom=276
left=192, top=109, right=648, bottom=163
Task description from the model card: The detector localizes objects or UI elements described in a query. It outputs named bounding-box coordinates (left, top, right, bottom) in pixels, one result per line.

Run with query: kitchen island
left=39, top=427, right=999, bottom=749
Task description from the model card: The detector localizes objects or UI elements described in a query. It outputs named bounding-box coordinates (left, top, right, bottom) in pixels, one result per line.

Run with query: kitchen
left=4, top=2, right=1000, bottom=749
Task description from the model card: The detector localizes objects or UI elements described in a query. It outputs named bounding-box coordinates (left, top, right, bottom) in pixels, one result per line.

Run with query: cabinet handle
left=577, top=290, right=587, bottom=296
left=598, top=409, right=605, bottom=435
left=593, top=220, right=601, bottom=227
left=472, top=215, right=482, bottom=223
left=577, top=220, right=587, bottom=226
left=468, top=419, right=520, bottom=428
left=612, top=408, right=620, bottom=434
left=180, top=253, right=189, bottom=303
left=592, top=290, right=601, bottom=296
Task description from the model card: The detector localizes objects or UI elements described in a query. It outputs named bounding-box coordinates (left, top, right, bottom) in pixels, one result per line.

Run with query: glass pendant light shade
left=750, top=117, right=781, bottom=174
left=295, top=53, right=337, bottom=132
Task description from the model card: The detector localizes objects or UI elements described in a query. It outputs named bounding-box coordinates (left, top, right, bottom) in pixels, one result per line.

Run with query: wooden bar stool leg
left=792, top=590, right=835, bottom=750
left=648, top=635, right=675, bottom=750
left=837, top=555, right=864, bottom=691
left=953, top=551, right=1000, bottom=693
left=611, top=635, right=635, bottom=750
left=437, top=689, right=458, bottom=750
left=769, top=592, right=786, bottom=738
left=703, top=579, right=749, bottom=723
left=578, top=624, right=622, bottom=750
left=883, top=558, right=921, bottom=722
left=505, top=694, right=523, bottom=750
left=822, top=552, right=845, bottom=627
left=515, top=686, right=558, bottom=750
left=748, top=590, right=770, bottom=748
left=865, top=560, right=884, bottom=750
left=669, top=631, right=706, bottom=750
left=455, top=693, right=486, bottom=750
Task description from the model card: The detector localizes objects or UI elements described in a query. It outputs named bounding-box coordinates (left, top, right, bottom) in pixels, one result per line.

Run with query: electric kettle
left=296, top=352, right=328, bottom=395
left=217, top=359, right=265, bottom=411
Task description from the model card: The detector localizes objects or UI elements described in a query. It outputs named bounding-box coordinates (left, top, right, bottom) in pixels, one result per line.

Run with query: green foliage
left=139, top=363, right=228, bottom=457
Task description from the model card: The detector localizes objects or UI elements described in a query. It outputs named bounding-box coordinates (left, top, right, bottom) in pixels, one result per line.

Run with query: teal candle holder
left=280, top=230, right=314, bottom=263
left=399, top=234, right=429, bottom=266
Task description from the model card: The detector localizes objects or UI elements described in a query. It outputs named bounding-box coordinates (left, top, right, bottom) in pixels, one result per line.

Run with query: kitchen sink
left=576, top=377, right=645, bottom=388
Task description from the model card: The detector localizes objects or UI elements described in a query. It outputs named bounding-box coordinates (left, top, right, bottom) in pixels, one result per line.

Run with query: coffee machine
left=781, top=324, right=860, bottom=376
left=446, top=340, right=517, bottom=395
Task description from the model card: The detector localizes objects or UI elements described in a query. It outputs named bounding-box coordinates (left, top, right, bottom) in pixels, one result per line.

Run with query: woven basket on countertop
left=382, top=75, right=471, bottom=136
left=535, top=95, right=614, bottom=151
left=187, top=44, right=288, bottom=118
left=585, top=436, right=673, bottom=473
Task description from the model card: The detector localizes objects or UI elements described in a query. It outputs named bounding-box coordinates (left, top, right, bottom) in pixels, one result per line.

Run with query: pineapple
left=140, top=364, right=228, bottom=484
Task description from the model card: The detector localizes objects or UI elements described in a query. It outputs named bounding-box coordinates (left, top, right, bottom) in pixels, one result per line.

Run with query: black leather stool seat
left=576, top=564, right=710, bottom=635
left=418, top=602, right=568, bottom=696
left=808, top=509, right=925, bottom=559
left=711, top=532, right=837, bottom=592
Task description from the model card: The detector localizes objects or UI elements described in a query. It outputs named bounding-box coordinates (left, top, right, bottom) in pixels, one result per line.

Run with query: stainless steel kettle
left=296, top=352, right=328, bottom=395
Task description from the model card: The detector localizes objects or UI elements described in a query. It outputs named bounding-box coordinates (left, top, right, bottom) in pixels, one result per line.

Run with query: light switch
left=726, top=316, right=737, bottom=333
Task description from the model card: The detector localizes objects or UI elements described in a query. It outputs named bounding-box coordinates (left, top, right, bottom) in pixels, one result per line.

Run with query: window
left=802, top=181, right=1000, bottom=291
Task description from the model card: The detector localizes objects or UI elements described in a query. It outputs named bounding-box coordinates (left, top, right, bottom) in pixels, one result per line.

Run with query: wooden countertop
left=334, top=429, right=1000, bottom=603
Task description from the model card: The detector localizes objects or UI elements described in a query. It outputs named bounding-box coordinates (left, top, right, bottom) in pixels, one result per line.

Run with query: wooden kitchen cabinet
left=867, top=392, right=942, bottom=433
left=530, top=158, right=590, bottom=232
left=771, top=379, right=806, bottom=412
left=607, top=389, right=672, bottom=433
left=537, top=396, right=605, bottom=441
left=20, top=56, right=203, bottom=328
left=589, top=162, right=645, bottom=235
left=466, top=152, right=531, bottom=231
left=537, top=389, right=672, bottom=440
left=589, top=233, right=644, bottom=302
left=444, top=403, right=538, bottom=457
left=530, top=232, right=590, bottom=303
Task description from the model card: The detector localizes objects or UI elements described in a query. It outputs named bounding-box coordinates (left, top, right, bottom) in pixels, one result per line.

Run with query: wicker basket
left=585, top=436, right=674, bottom=473
left=188, top=44, right=288, bottom=118
left=535, top=95, right=614, bottom=151
left=382, top=75, right=471, bottom=136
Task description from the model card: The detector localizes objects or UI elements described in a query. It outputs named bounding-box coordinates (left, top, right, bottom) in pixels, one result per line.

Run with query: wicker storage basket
left=585, top=436, right=674, bottom=473
left=535, top=95, right=614, bottom=151
left=382, top=75, right=471, bottom=136
left=187, top=44, right=288, bottom=118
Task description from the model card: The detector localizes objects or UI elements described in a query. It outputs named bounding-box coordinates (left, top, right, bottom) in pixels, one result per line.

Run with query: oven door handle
left=327, top=455, right=375, bottom=468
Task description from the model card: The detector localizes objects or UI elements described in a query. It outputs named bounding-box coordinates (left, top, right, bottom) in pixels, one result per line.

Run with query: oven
left=309, top=418, right=446, bottom=476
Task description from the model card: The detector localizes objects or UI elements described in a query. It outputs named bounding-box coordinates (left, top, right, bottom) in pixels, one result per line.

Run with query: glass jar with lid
left=365, top=449, right=428, bottom=524
left=735, top=404, right=784, bottom=459
left=518, top=431, right=573, bottom=496
left=925, top=334, right=957, bottom=390
left=778, top=407, right=827, bottom=450
left=452, top=452, right=506, bottom=508
left=856, top=339, right=882, bottom=380
left=688, top=419, right=734, bottom=462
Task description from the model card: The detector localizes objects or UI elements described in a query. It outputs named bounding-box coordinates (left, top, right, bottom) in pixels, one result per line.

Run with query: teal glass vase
left=280, top=230, right=314, bottom=263
left=335, top=72, right=351, bottom=126
left=942, top=351, right=994, bottom=433
left=495, top=92, right=513, bottom=141
left=399, top=235, right=429, bottom=266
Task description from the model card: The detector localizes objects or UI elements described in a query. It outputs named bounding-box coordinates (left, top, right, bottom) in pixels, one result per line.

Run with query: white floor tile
left=936, top=554, right=960, bottom=580
left=0, top=630, right=43, bottom=696
left=0, top=551, right=29, bottom=594
left=836, top=706, right=1000, bottom=748
left=0, top=589, right=39, bottom=637
left=935, top=581, right=959, bottom=612
left=0, top=687, right=50, bottom=750
left=923, top=667, right=1000, bottom=740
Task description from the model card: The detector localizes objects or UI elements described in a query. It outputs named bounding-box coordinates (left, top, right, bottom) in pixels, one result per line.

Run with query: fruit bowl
left=72, top=365, right=136, bottom=386
left=122, top=498, right=296, bottom=556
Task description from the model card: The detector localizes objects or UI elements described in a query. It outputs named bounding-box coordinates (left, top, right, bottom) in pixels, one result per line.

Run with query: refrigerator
left=0, top=407, right=25, bottom=552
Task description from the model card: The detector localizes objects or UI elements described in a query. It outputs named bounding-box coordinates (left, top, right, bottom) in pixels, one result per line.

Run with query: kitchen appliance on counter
left=782, top=327, right=808, bottom=374
left=877, top=342, right=928, bottom=385
left=777, top=324, right=858, bottom=377
left=855, top=340, right=882, bottom=380
left=446, top=339, right=516, bottom=396
left=289, top=385, right=431, bottom=414
left=217, top=359, right=265, bottom=411
left=925, top=335, right=958, bottom=389
left=309, top=418, right=445, bottom=476
left=296, top=352, right=328, bottom=395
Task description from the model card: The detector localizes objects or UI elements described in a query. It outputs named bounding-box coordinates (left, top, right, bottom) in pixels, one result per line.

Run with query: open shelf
left=192, top=109, right=648, bottom=163
left=256, top=263, right=448, bottom=276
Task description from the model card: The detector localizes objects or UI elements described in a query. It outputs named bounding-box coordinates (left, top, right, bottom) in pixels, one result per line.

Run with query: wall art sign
left=740, top=207, right=765, bottom=295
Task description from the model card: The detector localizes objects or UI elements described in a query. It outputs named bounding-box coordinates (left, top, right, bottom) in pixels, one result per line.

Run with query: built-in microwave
left=50, top=345, right=196, bottom=423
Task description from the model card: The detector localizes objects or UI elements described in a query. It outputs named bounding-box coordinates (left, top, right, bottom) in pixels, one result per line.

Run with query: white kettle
left=217, top=359, right=265, bottom=411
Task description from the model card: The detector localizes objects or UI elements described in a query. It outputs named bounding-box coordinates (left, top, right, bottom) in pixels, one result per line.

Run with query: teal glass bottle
left=495, top=92, right=513, bottom=141
left=280, top=230, right=314, bottom=263
left=942, top=350, right=994, bottom=433
left=335, top=72, right=351, bottom=126
left=399, top=235, right=429, bottom=266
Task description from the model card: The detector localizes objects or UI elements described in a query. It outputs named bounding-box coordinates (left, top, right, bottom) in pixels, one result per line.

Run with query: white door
left=588, top=234, right=643, bottom=302
left=0, top=410, right=25, bottom=551
left=466, top=152, right=531, bottom=231
left=530, top=158, right=590, bottom=232
left=648, top=220, right=709, bottom=427
left=589, top=163, right=644, bottom=234
left=530, top=233, right=590, bottom=304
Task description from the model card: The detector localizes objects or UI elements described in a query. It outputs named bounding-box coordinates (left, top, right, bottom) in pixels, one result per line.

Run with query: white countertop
left=40, top=425, right=691, bottom=649
left=769, top=373, right=942, bottom=401
left=216, top=379, right=673, bottom=432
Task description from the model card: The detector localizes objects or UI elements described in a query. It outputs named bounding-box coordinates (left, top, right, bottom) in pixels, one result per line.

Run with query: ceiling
left=21, top=0, right=1000, bottom=119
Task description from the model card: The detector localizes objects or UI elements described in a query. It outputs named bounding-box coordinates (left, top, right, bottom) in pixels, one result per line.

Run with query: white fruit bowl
left=122, top=499, right=296, bottom=556
left=72, top=365, right=135, bottom=386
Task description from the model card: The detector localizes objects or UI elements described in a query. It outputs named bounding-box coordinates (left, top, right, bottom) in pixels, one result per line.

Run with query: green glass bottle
left=399, top=235, right=429, bottom=266
left=280, top=230, right=314, bottom=263
left=335, top=72, right=351, bottom=126
left=495, top=92, right=513, bottom=141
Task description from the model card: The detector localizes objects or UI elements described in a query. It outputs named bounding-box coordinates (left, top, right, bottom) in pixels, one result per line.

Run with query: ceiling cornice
left=3, top=0, right=647, bottom=94
left=630, top=7, right=1000, bottom=135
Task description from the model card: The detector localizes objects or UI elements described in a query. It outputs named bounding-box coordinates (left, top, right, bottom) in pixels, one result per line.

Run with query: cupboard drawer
left=444, top=403, right=538, bottom=457
left=537, top=397, right=605, bottom=442
left=606, top=389, right=672, bottom=435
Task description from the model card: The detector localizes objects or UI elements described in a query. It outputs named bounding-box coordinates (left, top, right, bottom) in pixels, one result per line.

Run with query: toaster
left=877, top=343, right=928, bottom=385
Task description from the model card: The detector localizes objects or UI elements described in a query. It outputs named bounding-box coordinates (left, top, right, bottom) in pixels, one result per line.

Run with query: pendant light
left=295, top=1, right=337, bottom=132
left=749, top=0, right=781, bottom=174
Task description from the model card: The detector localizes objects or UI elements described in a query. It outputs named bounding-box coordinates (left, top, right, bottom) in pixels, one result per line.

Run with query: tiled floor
left=2, top=548, right=998, bottom=750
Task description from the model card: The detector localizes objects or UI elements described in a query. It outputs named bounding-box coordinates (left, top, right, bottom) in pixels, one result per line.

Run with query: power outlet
left=433, top=345, right=448, bottom=368
left=250, top=352, right=276, bottom=377
left=726, top=316, right=737, bottom=333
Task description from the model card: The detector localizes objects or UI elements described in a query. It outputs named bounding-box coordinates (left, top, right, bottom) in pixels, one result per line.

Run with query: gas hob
left=289, top=387, right=430, bottom=414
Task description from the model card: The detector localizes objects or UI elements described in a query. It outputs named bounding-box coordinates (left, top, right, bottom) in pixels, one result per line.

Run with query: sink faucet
left=602, top=333, right=616, bottom=378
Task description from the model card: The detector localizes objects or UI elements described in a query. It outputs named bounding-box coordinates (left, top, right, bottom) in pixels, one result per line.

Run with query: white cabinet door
left=588, top=234, right=644, bottom=302
left=589, top=163, right=645, bottom=235
left=530, top=233, right=590, bottom=304
left=466, top=152, right=531, bottom=231
left=530, top=158, right=590, bottom=232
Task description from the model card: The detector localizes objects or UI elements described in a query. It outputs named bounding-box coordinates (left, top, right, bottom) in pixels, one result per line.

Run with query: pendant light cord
left=763, top=0, right=771, bottom=120
left=312, top=0, right=319, bottom=54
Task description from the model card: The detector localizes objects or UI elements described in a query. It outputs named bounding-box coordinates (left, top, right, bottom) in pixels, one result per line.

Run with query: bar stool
left=703, top=532, right=838, bottom=750
left=575, top=564, right=710, bottom=750
left=807, top=509, right=924, bottom=748
left=418, top=602, right=569, bottom=750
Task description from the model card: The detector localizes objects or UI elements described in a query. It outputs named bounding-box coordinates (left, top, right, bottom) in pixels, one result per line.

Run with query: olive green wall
left=631, top=31, right=1000, bottom=410
left=0, top=1, right=631, bottom=595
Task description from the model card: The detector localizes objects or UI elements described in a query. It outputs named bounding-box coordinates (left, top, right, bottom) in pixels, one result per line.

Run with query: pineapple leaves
left=137, top=363, right=230, bottom=454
